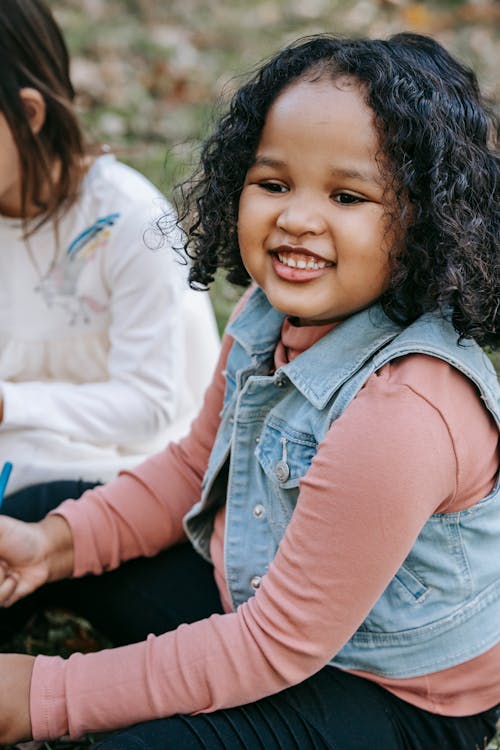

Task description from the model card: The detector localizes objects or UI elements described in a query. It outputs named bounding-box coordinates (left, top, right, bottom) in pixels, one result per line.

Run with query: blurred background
left=49, top=0, right=499, bottom=362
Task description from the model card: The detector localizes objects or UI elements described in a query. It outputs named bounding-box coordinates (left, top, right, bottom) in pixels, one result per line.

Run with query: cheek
left=237, top=193, right=266, bottom=252
left=362, top=210, right=396, bottom=269
left=237, top=221, right=251, bottom=270
left=237, top=210, right=255, bottom=274
left=237, top=195, right=251, bottom=246
left=370, top=246, right=395, bottom=300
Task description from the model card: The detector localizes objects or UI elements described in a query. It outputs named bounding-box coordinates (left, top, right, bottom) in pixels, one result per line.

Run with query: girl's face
left=238, top=77, right=397, bottom=325
left=0, top=113, right=22, bottom=217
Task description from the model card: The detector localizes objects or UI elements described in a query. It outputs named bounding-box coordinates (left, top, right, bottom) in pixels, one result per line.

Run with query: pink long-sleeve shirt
left=31, top=318, right=500, bottom=740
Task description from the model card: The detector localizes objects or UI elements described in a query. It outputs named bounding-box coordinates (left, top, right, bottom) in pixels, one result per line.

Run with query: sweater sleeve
left=50, top=329, right=234, bottom=576
left=31, top=359, right=470, bottom=740
left=0, top=204, right=187, bottom=445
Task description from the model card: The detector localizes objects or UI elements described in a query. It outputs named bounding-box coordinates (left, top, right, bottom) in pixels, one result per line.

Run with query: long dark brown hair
left=0, top=0, right=86, bottom=231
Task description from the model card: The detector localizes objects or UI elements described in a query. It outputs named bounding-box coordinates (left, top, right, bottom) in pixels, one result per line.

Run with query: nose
left=276, top=193, right=326, bottom=237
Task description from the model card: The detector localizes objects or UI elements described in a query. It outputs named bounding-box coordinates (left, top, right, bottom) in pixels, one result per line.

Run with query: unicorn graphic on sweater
left=37, top=213, right=120, bottom=324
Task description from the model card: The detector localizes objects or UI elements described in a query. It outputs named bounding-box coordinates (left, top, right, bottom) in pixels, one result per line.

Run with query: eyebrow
left=251, top=155, right=381, bottom=184
left=330, top=166, right=381, bottom=184
left=251, top=156, right=285, bottom=169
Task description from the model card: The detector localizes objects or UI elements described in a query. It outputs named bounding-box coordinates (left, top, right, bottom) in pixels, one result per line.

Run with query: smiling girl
left=237, top=76, right=396, bottom=323
left=0, top=32, right=498, bottom=750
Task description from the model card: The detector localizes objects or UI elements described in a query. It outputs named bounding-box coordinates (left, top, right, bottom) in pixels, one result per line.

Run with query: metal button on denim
left=275, top=436, right=290, bottom=482
left=250, top=575, right=262, bottom=590
left=274, top=460, right=290, bottom=482
left=253, top=504, right=265, bottom=518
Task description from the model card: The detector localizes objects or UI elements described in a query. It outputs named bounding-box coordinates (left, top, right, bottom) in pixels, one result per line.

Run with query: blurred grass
left=488, top=350, right=500, bottom=378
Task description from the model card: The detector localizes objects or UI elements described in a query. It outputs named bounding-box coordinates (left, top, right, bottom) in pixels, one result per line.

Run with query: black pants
left=2, top=481, right=499, bottom=750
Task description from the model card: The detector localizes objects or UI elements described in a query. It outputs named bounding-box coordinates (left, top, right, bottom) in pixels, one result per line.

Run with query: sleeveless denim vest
left=184, top=287, right=500, bottom=678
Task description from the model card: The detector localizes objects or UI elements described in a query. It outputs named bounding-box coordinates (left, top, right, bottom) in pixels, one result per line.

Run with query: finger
left=0, top=573, right=19, bottom=606
left=0, top=560, right=11, bottom=586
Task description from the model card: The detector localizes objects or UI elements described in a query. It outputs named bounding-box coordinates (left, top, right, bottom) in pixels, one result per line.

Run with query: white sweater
left=0, top=155, right=220, bottom=496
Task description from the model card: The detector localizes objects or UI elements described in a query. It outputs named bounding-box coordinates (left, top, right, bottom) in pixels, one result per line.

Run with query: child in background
left=0, top=0, right=220, bottom=507
left=0, top=32, right=498, bottom=750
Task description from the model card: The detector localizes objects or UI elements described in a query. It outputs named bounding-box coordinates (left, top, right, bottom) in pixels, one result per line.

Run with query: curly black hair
left=178, top=32, right=499, bottom=347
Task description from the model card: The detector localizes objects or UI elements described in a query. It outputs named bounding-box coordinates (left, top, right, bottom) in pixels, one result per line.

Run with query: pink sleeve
left=31, top=362, right=466, bottom=740
left=50, top=332, right=234, bottom=576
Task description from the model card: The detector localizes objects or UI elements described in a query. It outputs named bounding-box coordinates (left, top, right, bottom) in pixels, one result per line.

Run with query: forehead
left=264, top=76, right=375, bottom=137
left=256, top=78, right=382, bottom=176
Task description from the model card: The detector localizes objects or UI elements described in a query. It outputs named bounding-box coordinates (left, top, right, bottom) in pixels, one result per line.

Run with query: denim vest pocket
left=355, top=562, right=432, bottom=637
left=393, top=564, right=431, bottom=603
left=255, top=417, right=317, bottom=539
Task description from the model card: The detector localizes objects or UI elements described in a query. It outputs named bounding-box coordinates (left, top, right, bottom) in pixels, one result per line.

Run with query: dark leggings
left=2, top=481, right=499, bottom=750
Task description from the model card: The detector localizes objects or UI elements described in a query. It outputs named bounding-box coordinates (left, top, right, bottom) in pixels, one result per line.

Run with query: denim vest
left=184, top=287, right=500, bottom=678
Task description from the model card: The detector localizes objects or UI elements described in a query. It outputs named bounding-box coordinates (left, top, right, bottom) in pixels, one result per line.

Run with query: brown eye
left=260, top=182, right=287, bottom=193
left=334, top=193, right=364, bottom=205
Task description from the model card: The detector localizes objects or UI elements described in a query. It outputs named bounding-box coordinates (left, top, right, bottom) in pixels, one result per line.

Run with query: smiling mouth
left=276, top=251, right=333, bottom=270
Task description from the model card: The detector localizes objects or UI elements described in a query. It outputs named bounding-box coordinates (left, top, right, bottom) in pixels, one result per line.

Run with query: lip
left=270, top=245, right=334, bottom=282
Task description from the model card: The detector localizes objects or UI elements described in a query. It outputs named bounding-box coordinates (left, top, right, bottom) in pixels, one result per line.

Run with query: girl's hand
left=0, top=514, right=74, bottom=606
left=0, top=653, right=34, bottom=743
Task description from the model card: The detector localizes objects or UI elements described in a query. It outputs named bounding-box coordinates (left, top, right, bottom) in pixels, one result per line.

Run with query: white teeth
left=277, top=253, right=328, bottom=270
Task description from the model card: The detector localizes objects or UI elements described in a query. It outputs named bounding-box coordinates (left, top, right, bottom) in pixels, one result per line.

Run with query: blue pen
left=0, top=461, right=13, bottom=510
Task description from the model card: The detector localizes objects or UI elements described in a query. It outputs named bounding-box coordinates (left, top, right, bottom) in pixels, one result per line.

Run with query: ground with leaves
left=4, top=0, right=500, bottom=747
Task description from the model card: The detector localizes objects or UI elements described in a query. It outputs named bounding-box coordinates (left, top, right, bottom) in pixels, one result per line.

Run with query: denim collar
left=227, top=287, right=402, bottom=409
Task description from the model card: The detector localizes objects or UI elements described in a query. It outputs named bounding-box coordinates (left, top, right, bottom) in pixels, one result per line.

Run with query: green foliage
left=487, top=349, right=500, bottom=378
left=208, top=272, right=245, bottom=335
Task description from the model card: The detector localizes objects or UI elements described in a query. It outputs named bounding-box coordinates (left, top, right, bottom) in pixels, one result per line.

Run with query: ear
left=19, top=87, right=46, bottom=135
